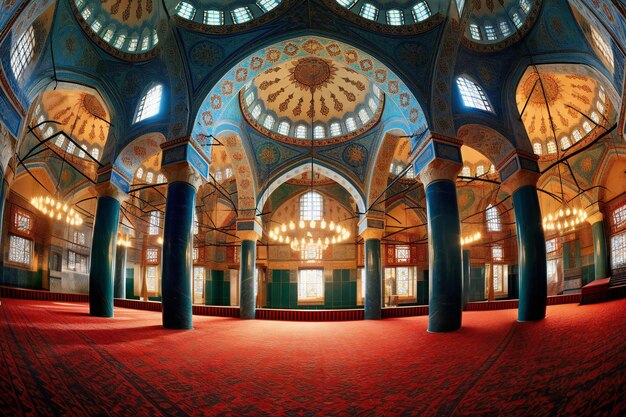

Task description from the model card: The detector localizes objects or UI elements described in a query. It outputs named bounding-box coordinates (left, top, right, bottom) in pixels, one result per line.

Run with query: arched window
left=128, top=37, right=138, bottom=52
left=204, top=10, right=224, bottom=25
left=258, top=0, right=280, bottom=12
left=520, top=0, right=531, bottom=14
left=360, top=3, right=379, bottom=21
left=300, top=191, right=323, bottom=221
left=345, top=117, right=357, bottom=132
left=157, top=174, right=166, bottom=183
left=591, top=112, right=600, bottom=124
left=55, top=134, right=65, bottom=148
left=148, top=210, right=160, bottom=235
left=412, top=2, right=431, bottom=22
left=512, top=13, right=522, bottom=28
left=232, top=7, right=253, bottom=23
left=225, top=167, right=232, bottom=178
left=313, top=125, right=325, bottom=139
left=485, top=25, right=497, bottom=41
left=136, top=167, right=144, bottom=179
left=277, top=121, right=290, bottom=135
left=263, top=114, right=275, bottom=129
left=486, top=204, right=501, bottom=232
left=499, top=21, right=511, bottom=37
left=597, top=100, right=605, bottom=113
left=572, top=129, right=582, bottom=142
left=113, top=34, right=126, bottom=49
left=90, top=147, right=100, bottom=159
left=193, top=211, right=199, bottom=235
left=176, top=2, right=196, bottom=20
left=368, top=98, right=377, bottom=112
left=91, top=20, right=102, bottom=33
left=476, top=165, right=485, bottom=176
left=295, top=125, right=307, bottom=138
left=461, top=166, right=471, bottom=177
left=336, top=0, right=357, bottom=8
left=533, top=142, right=543, bottom=155
left=489, top=164, right=495, bottom=174
left=598, top=89, right=606, bottom=103
left=135, top=85, right=163, bottom=123
left=145, top=172, right=154, bottom=183
left=141, top=35, right=150, bottom=51
left=251, top=104, right=262, bottom=119
left=590, top=26, right=614, bottom=70
left=456, top=76, right=493, bottom=112
left=329, top=122, right=341, bottom=136
left=10, top=26, right=35, bottom=82
left=102, top=28, right=114, bottom=43
left=582, top=121, right=592, bottom=133
left=358, top=108, right=370, bottom=124
left=386, top=10, right=404, bottom=26
left=546, top=140, right=557, bottom=154
left=469, top=24, right=481, bottom=40
left=214, top=170, right=222, bottom=181
left=560, top=136, right=571, bottom=149
left=245, top=91, right=255, bottom=106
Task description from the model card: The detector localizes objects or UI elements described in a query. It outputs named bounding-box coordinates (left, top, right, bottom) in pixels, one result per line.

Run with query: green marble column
left=113, top=245, right=127, bottom=299
left=462, top=249, right=471, bottom=307
left=239, top=239, right=257, bottom=319
left=425, top=179, right=463, bottom=332
left=591, top=220, right=609, bottom=280
left=364, top=238, right=382, bottom=320
left=89, top=196, right=121, bottom=317
left=513, top=185, right=547, bottom=322
left=161, top=181, right=196, bottom=329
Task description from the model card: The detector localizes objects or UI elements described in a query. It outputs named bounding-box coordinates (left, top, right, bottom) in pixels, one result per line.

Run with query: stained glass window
left=300, top=191, right=323, bottom=221
left=486, top=204, right=501, bottom=232
left=10, top=26, right=35, bottom=82
left=298, top=269, right=324, bottom=300
left=135, top=85, right=163, bottom=123
left=456, top=76, right=493, bottom=112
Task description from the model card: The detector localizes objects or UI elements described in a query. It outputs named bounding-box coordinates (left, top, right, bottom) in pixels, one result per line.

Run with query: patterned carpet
left=1, top=298, right=624, bottom=416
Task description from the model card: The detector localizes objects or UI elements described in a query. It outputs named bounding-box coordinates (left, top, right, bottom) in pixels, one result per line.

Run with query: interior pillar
left=89, top=169, right=129, bottom=317
left=588, top=211, right=609, bottom=280
left=415, top=134, right=463, bottom=332
left=237, top=221, right=262, bottom=320
left=501, top=153, right=546, bottom=322
left=359, top=221, right=385, bottom=320
left=160, top=138, right=207, bottom=330
left=113, top=242, right=128, bottom=299
left=462, top=249, right=471, bottom=307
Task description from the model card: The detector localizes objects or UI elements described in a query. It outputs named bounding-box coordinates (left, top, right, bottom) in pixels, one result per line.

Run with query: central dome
left=241, top=57, right=384, bottom=146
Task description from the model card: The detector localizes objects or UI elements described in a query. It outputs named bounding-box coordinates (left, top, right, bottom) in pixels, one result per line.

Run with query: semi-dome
left=240, top=56, right=384, bottom=146
left=461, top=0, right=541, bottom=51
left=71, top=0, right=164, bottom=59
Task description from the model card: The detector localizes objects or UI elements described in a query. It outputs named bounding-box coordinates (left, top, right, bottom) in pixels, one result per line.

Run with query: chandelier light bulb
left=299, top=220, right=305, bottom=228
left=289, top=221, right=295, bottom=230
left=310, top=220, right=316, bottom=228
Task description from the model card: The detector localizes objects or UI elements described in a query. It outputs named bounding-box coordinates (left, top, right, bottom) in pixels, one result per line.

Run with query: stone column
left=462, top=249, right=471, bottom=307
left=359, top=218, right=385, bottom=320
left=414, top=133, right=463, bottom=332
left=587, top=210, right=609, bottom=280
left=237, top=218, right=262, bottom=319
left=160, top=138, right=208, bottom=329
left=89, top=167, right=130, bottom=317
left=113, top=242, right=128, bottom=299
left=500, top=152, right=547, bottom=322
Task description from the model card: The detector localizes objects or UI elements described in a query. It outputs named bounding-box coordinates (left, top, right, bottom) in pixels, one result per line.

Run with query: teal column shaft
left=425, top=180, right=463, bottom=332
left=513, top=185, right=547, bottom=321
left=462, top=249, right=471, bottom=307
left=239, top=240, right=257, bottom=319
left=592, top=220, right=609, bottom=280
left=0, top=174, right=8, bottom=280
left=364, top=238, right=382, bottom=320
left=89, top=196, right=121, bottom=317
left=113, top=245, right=127, bottom=299
left=162, top=182, right=196, bottom=329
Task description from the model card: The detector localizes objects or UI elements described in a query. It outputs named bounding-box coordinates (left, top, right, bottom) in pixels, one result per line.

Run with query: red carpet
left=1, top=299, right=624, bottom=416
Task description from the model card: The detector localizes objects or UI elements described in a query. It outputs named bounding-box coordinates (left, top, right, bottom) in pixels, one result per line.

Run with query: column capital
left=237, top=217, right=263, bottom=241
left=95, top=165, right=130, bottom=203
left=160, top=136, right=209, bottom=189
left=498, top=151, right=540, bottom=195
left=358, top=216, right=385, bottom=240
left=586, top=211, right=604, bottom=225
left=413, top=133, right=463, bottom=187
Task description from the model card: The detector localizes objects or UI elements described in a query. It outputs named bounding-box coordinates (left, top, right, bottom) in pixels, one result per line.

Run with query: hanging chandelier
left=269, top=219, right=350, bottom=251
left=461, top=231, right=481, bottom=247
left=31, top=196, right=83, bottom=225
left=542, top=207, right=587, bottom=232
